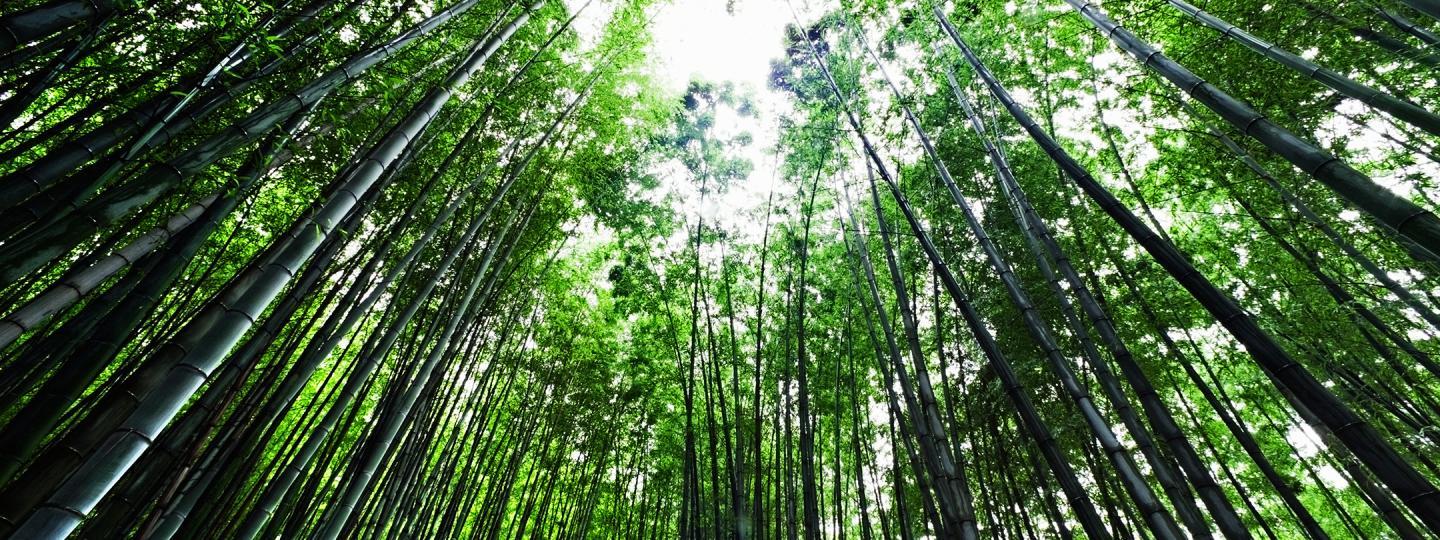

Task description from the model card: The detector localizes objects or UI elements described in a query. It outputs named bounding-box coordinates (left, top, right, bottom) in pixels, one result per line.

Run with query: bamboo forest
left=7, top=0, right=1440, bottom=537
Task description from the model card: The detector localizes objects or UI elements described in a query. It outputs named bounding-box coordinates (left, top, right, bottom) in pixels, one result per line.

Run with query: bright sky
left=647, top=0, right=790, bottom=94
left=558, top=0, right=800, bottom=251
left=645, top=0, right=798, bottom=242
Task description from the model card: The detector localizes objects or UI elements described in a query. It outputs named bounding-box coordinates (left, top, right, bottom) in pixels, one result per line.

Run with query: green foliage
left=1, top=0, right=1439, bottom=537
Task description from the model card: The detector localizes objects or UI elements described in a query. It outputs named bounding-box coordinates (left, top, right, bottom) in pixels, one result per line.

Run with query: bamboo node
left=1239, top=114, right=1265, bottom=136
left=0, top=318, right=27, bottom=333
left=1303, top=156, right=1340, bottom=175
left=41, top=502, right=87, bottom=519
left=116, top=426, right=156, bottom=444
left=1400, top=488, right=1440, bottom=504
left=1395, top=208, right=1435, bottom=234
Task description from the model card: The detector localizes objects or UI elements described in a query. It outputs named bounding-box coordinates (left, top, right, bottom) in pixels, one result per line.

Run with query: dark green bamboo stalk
left=1065, top=0, right=1440, bottom=262
left=938, top=6, right=1440, bottom=531
left=1167, top=0, right=1440, bottom=137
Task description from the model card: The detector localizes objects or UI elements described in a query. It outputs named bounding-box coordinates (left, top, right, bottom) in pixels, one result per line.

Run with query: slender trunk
left=794, top=137, right=825, bottom=540
left=939, top=9, right=1440, bottom=530
left=6, top=6, right=540, bottom=535
left=791, top=12, right=1112, bottom=537
left=0, top=0, right=492, bottom=282
left=1108, top=246, right=1337, bottom=540
left=1398, top=0, right=1440, bottom=22
left=1179, top=96, right=1440, bottom=333
left=1300, top=1, right=1440, bottom=67
left=0, top=10, right=113, bottom=129
left=946, top=68, right=1253, bottom=538
left=1167, top=0, right=1440, bottom=136
left=1377, top=7, right=1440, bottom=46
left=1064, top=0, right=1440, bottom=261
left=315, top=201, right=532, bottom=540
left=861, top=23, right=1178, bottom=537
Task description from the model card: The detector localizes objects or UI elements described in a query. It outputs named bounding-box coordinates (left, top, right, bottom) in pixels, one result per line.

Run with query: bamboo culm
left=937, top=7, right=1440, bottom=531
left=0, top=0, right=119, bottom=55
left=1165, top=0, right=1440, bottom=137
left=0, top=0, right=491, bottom=283
left=939, top=66, right=1252, bottom=540
left=5, top=5, right=538, bottom=536
left=789, top=5, right=1115, bottom=537
left=1065, top=0, right=1440, bottom=262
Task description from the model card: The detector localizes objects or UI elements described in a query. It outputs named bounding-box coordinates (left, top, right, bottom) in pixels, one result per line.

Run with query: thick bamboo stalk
left=7, top=6, right=533, bottom=536
left=0, top=0, right=488, bottom=283
left=0, top=0, right=119, bottom=55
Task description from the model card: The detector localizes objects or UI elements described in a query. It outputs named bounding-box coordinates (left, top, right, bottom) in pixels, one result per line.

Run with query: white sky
left=644, top=0, right=801, bottom=245
left=557, top=0, right=800, bottom=256
left=648, top=0, right=791, bottom=95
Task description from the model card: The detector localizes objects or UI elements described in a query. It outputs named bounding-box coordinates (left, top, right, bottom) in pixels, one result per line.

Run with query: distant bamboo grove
left=0, top=0, right=1438, bottom=538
